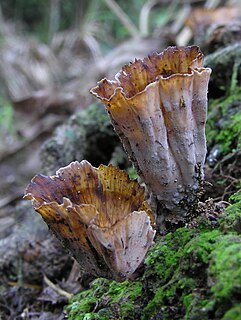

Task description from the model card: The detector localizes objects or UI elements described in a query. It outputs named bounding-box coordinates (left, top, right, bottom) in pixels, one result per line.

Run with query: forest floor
left=0, top=5, right=241, bottom=320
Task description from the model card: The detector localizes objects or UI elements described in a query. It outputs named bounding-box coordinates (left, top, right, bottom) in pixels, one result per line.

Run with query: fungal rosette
left=91, top=46, right=211, bottom=221
left=24, top=160, right=155, bottom=281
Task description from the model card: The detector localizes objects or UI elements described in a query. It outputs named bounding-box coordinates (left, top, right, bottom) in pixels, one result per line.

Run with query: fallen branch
left=43, top=275, right=73, bottom=300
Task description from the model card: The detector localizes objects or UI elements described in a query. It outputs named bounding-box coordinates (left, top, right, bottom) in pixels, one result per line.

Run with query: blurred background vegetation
left=0, top=0, right=240, bottom=205
left=0, top=0, right=182, bottom=153
left=0, top=0, right=171, bottom=43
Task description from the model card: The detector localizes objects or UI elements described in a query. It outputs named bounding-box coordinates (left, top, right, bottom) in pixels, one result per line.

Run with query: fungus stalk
left=91, top=46, right=211, bottom=226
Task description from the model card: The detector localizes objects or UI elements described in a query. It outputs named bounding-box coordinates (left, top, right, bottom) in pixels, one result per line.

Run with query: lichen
left=65, top=194, right=241, bottom=320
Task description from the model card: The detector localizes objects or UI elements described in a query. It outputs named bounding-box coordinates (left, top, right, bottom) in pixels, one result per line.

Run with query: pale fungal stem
left=90, top=46, right=211, bottom=225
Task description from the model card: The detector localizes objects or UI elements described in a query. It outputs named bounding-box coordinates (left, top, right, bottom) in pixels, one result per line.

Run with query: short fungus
left=24, top=160, right=155, bottom=281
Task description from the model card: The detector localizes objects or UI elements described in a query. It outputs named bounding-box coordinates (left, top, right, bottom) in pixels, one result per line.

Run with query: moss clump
left=66, top=195, right=241, bottom=320
left=66, top=278, right=142, bottom=320
left=206, top=90, right=241, bottom=155
left=210, top=237, right=241, bottom=300
left=215, top=110, right=241, bottom=153
left=219, top=191, right=241, bottom=234
left=222, top=304, right=241, bottom=320
left=142, top=227, right=222, bottom=320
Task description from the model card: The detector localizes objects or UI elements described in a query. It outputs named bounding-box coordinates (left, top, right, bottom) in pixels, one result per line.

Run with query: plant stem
left=103, top=0, right=140, bottom=38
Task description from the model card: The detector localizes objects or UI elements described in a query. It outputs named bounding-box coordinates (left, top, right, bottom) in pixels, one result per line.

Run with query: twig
left=0, top=114, right=63, bottom=162
left=139, top=0, right=159, bottom=36
left=103, top=0, right=140, bottom=38
left=230, top=58, right=241, bottom=95
left=83, top=34, right=102, bottom=62
left=176, top=26, right=192, bottom=46
left=48, top=0, right=60, bottom=42
left=212, top=150, right=241, bottom=174
left=0, top=192, right=23, bottom=209
left=221, top=179, right=239, bottom=201
left=7, top=281, right=42, bottom=290
left=43, top=275, right=73, bottom=300
left=204, top=0, right=221, bottom=9
left=171, top=4, right=191, bottom=34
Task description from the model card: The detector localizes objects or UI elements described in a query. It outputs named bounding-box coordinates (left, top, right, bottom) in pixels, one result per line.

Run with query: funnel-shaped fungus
left=91, top=46, right=211, bottom=222
left=24, top=160, right=155, bottom=281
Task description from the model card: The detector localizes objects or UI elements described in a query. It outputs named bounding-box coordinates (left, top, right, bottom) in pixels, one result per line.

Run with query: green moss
left=216, top=111, right=241, bottom=153
left=220, top=191, right=241, bottom=234
left=183, top=229, right=221, bottom=263
left=144, top=228, right=193, bottom=281
left=222, top=304, right=241, bottom=320
left=66, top=278, right=142, bottom=320
left=142, top=228, right=223, bottom=319
left=66, top=279, right=108, bottom=318
left=66, top=194, right=241, bottom=319
left=206, top=90, right=241, bottom=154
left=210, top=236, right=241, bottom=301
left=183, top=293, right=214, bottom=320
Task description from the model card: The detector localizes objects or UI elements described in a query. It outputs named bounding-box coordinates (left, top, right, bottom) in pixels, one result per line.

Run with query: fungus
left=91, top=46, right=211, bottom=223
left=186, top=6, right=240, bottom=36
left=24, top=160, right=155, bottom=281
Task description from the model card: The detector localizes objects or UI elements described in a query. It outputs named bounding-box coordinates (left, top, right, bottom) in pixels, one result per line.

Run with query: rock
left=205, top=42, right=241, bottom=97
left=0, top=201, right=71, bottom=283
left=40, top=103, right=120, bottom=175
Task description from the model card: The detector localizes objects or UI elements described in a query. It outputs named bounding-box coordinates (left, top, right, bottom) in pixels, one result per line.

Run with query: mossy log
left=66, top=193, right=241, bottom=319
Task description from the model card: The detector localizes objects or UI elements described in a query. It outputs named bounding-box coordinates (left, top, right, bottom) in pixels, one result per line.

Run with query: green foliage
left=229, top=191, right=241, bottom=204
left=183, top=294, right=211, bottom=320
left=1, top=0, right=147, bottom=44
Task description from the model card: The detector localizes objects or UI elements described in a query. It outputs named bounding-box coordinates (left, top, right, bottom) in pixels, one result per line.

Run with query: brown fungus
left=91, top=46, right=211, bottom=224
left=24, top=160, right=155, bottom=281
